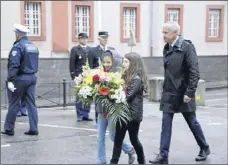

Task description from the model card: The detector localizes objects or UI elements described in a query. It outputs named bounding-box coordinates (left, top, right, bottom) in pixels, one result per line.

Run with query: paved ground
left=1, top=88, right=227, bottom=164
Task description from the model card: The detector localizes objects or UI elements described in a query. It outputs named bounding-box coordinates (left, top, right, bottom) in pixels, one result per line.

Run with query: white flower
left=91, top=69, right=100, bottom=76
left=110, top=95, right=115, bottom=99
left=81, top=72, right=86, bottom=77
left=110, top=86, right=127, bottom=104
left=74, top=74, right=83, bottom=86
left=115, top=99, right=121, bottom=104
left=78, top=86, right=93, bottom=99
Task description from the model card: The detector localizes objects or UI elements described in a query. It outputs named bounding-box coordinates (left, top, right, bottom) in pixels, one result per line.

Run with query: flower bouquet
left=93, top=70, right=132, bottom=127
left=74, top=61, right=131, bottom=127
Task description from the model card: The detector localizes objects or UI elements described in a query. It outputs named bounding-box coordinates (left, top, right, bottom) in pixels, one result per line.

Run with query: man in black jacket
left=88, top=31, right=115, bottom=69
left=149, top=22, right=210, bottom=164
left=69, top=32, right=93, bottom=122
left=88, top=31, right=115, bottom=123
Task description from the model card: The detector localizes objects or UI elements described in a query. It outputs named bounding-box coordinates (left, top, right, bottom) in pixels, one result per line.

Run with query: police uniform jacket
left=7, top=36, right=39, bottom=82
left=69, top=45, right=91, bottom=80
left=88, top=45, right=115, bottom=69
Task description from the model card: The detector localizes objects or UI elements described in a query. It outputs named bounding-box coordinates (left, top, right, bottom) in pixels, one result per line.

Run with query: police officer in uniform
left=69, top=32, right=93, bottom=122
left=88, top=31, right=115, bottom=123
left=1, top=24, right=39, bottom=136
left=88, top=31, right=115, bottom=69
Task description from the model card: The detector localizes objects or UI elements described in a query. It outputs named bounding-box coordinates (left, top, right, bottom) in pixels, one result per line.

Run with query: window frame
left=205, top=5, right=224, bottom=42
left=20, top=1, right=46, bottom=41
left=71, top=1, right=94, bottom=42
left=164, top=4, right=184, bottom=34
left=120, top=3, right=140, bottom=43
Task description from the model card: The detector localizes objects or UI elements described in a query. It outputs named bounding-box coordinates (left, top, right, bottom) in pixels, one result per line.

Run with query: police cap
left=98, top=31, right=109, bottom=37
left=14, top=24, right=30, bottom=35
left=78, top=32, right=88, bottom=39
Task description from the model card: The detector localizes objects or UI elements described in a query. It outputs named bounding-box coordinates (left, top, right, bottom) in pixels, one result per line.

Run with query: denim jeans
left=97, top=113, right=133, bottom=163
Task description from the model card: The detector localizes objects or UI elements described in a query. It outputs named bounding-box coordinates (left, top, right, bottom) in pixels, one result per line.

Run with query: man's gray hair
left=162, top=22, right=180, bottom=34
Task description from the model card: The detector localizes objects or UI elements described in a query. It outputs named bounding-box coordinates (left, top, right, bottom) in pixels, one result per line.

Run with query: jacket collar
left=99, top=44, right=108, bottom=51
left=172, top=35, right=184, bottom=50
left=171, top=35, right=179, bottom=47
left=13, top=36, right=28, bottom=45
left=164, top=35, right=184, bottom=52
left=79, top=44, right=87, bottom=49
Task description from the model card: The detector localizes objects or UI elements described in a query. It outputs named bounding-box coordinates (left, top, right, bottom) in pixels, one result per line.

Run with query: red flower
left=98, top=87, right=109, bottom=96
left=102, top=112, right=108, bottom=118
left=93, top=74, right=100, bottom=82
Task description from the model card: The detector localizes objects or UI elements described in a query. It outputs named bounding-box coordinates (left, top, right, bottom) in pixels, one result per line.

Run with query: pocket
left=161, top=92, right=182, bottom=109
left=161, top=92, right=175, bottom=103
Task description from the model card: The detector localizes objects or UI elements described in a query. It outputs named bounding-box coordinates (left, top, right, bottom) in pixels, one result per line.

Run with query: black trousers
left=110, top=120, right=145, bottom=164
left=95, top=112, right=98, bottom=123
left=160, top=112, right=209, bottom=158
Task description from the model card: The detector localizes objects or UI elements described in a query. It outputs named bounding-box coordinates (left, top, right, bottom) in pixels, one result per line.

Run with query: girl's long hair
left=124, top=52, right=148, bottom=93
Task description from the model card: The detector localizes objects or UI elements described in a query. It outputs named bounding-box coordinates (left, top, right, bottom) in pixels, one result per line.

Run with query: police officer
left=88, top=31, right=115, bottom=69
left=1, top=24, right=39, bottom=136
left=88, top=31, right=115, bottom=123
left=69, top=32, right=93, bottom=122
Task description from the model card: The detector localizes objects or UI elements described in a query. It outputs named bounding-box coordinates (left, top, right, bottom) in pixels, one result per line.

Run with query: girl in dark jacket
left=110, top=52, right=148, bottom=164
left=96, top=50, right=135, bottom=164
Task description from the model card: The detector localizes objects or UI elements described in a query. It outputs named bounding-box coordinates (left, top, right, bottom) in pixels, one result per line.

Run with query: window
left=167, top=9, right=179, bottom=23
left=20, top=1, right=46, bottom=41
left=120, top=3, right=140, bottom=43
left=208, top=9, right=220, bottom=37
left=24, top=2, right=41, bottom=36
left=123, top=7, right=136, bottom=38
left=75, top=6, right=90, bottom=37
left=206, top=5, right=224, bottom=42
left=164, top=4, right=184, bottom=34
left=71, top=1, right=94, bottom=42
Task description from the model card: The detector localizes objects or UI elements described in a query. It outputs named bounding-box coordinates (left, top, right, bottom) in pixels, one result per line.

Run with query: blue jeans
left=97, top=113, right=133, bottom=163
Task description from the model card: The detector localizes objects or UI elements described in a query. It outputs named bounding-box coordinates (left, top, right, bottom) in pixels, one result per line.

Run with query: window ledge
left=28, top=36, right=46, bottom=41
left=206, top=37, right=223, bottom=42
left=72, top=36, right=94, bottom=42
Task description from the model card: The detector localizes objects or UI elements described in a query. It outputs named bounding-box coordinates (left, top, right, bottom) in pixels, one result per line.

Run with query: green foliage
left=98, top=97, right=132, bottom=128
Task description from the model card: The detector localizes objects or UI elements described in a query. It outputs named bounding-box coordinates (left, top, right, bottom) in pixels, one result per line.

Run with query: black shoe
left=24, top=130, right=39, bottom=136
left=1, top=130, right=14, bottom=136
left=149, top=154, right=168, bottom=164
left=17, top=114, right=22, bottom=117
left=82, top=117, right=93, bottom=121
left=195, top=147, right=210, bottom=161
left=77, top=118, right=82, bottom=122
left=21, top=113, right=28, bottom=116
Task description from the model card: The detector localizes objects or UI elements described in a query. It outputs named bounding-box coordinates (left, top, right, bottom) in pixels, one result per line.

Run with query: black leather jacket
left=126, top=74, right=144, bottom=122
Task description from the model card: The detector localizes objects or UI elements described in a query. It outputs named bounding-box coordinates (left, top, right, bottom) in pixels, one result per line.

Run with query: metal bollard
left=63, top=78, right=67, bottom=107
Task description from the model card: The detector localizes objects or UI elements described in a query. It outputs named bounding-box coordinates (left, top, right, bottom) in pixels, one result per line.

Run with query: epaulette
left=108, top=46, right=115, bottom=50
left=184, top=39, right=192, bottom=44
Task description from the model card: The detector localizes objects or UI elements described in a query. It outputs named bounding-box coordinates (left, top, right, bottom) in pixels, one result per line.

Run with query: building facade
left=150, top=1, right=227, bottom=57
left=1, top=1, right=227, bottom=82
